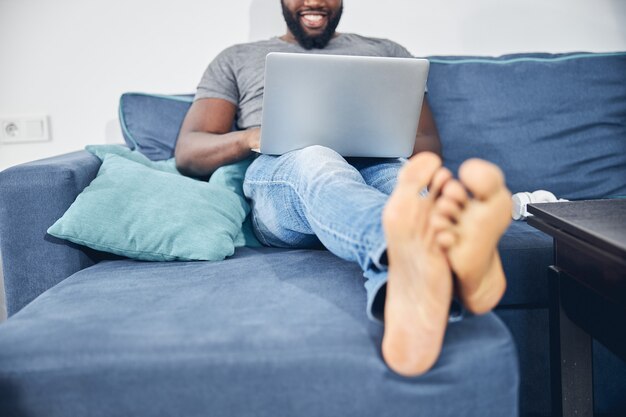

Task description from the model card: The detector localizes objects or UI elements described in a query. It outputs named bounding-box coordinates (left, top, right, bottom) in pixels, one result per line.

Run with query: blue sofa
left=1, top=52, right=625, bottom=416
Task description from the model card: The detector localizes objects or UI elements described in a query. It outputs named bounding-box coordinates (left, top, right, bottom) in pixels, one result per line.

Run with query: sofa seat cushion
left=0, top=247, right=518, bottom=417
left=498, top=221, right=554, bottom=306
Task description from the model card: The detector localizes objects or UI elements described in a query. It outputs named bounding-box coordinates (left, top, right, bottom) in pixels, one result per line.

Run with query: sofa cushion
left=0, top=247, right=519, bottom=417
left=119, top=93, right=193, bottom=161
left=427, top=52, right=626, bottom=200
left=498, top=221, right=553, bottom=306
left=85, top=144, right=180, bottom=174
left=47, top=154, right=248, bottom=261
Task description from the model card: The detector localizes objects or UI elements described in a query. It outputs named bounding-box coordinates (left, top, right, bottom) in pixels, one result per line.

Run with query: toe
left=431, top=212, right=454, bottom=232
left=436, top=230, right=457, bottom=249
left=435, top=196, right=462, bottom=222
left=458, top=159, right=505, bottom=201
left=441, top=180, right=468, bottom=206
left=384, top=153, right=442, bottom=239
left=428, top=167, right=453, bottom=198
left=398, top=152, right=442, bottom=193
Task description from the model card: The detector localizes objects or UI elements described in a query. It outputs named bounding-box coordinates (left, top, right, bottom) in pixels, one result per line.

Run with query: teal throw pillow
left=85, top=144, right=261, bottom=248
left=85, top=144, right=179, bottom=174
left=48, top=154, right=248, bottom=261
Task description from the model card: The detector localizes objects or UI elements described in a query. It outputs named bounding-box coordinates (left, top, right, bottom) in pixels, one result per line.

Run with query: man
left=175, top=0, right=512, bottom=377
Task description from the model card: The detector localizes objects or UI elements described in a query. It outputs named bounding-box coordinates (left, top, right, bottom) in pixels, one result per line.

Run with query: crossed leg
left=381, top=153, right=511, bottom=377
left=381, top=153, right=453, bottom=376
left=432, top=159, right=512, bottom=315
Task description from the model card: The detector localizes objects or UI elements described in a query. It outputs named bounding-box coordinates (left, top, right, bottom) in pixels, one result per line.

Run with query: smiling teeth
left=304, top=15, right=323, bottom=21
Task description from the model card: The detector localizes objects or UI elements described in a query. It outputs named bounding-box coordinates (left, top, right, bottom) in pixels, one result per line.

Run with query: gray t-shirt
left=195, top=33, right=414, bottom=130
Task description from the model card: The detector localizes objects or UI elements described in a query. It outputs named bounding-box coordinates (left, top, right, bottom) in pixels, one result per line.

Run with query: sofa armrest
left=0, top=150, right=102, bottom=316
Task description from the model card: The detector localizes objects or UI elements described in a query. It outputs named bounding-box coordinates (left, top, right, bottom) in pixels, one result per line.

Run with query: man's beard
left=281, top=2, right=343, bottom=50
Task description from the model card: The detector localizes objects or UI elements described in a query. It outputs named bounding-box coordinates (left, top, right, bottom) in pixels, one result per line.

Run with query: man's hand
left=245, top=127, right=261, bottom=150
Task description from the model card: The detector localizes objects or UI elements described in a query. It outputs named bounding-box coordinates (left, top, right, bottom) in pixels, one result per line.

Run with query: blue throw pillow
left=427, top=52, right=626, bottom=200
left=119, top=93, right=193, bottom=161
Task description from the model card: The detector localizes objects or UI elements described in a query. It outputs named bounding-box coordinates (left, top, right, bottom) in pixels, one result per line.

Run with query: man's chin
left=302, top=28, right=326, bottom=39
left=297, top=35, right=332, bottom=50
left=294, top=23, right=337, bottom=49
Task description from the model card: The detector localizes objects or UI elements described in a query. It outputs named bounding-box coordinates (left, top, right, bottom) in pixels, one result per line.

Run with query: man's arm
left=412, top=96, right=442, bottom=157
left=175, top=98, right=260, bottom=177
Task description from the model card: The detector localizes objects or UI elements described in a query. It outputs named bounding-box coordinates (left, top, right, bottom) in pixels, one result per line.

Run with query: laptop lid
left=259, top=52, right=429, bottom=158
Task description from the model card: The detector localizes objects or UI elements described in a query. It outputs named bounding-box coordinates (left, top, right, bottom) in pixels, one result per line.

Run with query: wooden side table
left=527, top=199, right=626, bottom=417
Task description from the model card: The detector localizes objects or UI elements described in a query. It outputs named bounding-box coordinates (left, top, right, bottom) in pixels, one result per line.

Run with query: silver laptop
left=258, top=52, right=429, bottom=158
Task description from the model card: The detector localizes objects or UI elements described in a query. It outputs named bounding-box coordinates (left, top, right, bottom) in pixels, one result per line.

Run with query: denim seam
left=250, top=208, right=272, bottom=247
left=370, top=240, right=389, bottom=271
left=245, top=179, right=378, bottom=253
left=365, top=275, right=388, bottom=323
left=367, top=175, right=396, bottom=195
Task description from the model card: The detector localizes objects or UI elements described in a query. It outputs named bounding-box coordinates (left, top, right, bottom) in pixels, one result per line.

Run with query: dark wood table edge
left=527, top=215, right=595, bottom=417
left=527, top=204, right=626, bottom=417
left=527, top=201, right=626, bottom=260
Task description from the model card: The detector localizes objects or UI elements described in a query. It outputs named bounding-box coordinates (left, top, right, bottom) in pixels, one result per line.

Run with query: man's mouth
left=299, top=10, right=329, bottom=30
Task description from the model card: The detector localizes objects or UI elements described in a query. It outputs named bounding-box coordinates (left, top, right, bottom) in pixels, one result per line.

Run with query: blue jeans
left=243, top=146, right=400, bottom=321
left=243, top=145, right=462, bottom=322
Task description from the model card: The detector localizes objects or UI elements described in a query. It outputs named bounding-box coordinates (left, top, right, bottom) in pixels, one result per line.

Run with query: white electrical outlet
left=0, top=115, right=50, bottom=144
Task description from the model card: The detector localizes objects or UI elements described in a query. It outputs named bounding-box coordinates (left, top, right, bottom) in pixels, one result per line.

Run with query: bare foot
left=432, top=159, right=512, bottom=315
left=381, top=152, right=454, bottom=377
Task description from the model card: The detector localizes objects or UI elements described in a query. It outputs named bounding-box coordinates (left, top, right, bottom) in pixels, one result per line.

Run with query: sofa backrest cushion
left=119, top=93, right=193, bottom=161
left=427, top=52, right=626, bottom=200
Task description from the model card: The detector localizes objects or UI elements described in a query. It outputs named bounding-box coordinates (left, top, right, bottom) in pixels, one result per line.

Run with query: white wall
left=0, top=0, right=625, bottom=171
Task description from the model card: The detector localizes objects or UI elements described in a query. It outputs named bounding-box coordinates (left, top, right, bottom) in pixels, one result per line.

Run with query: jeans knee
left=288, top=145, right=362, bottom=185
left=291, top=145, right=344, bottom=165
